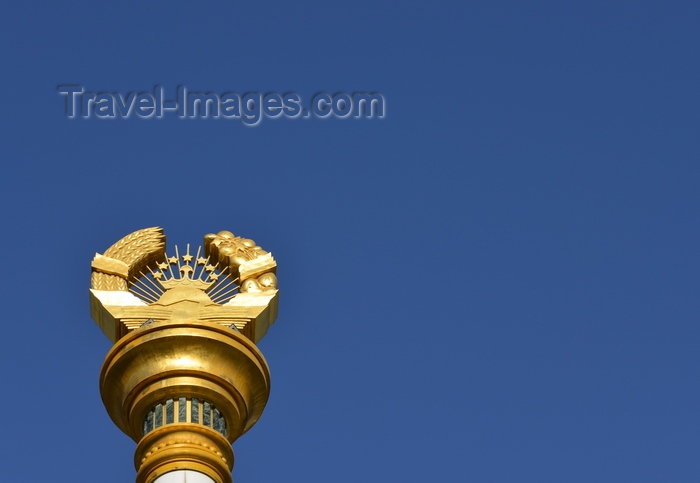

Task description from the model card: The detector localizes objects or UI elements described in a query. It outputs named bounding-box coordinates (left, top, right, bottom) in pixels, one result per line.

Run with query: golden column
left=89, top=228, right=280, bottom=483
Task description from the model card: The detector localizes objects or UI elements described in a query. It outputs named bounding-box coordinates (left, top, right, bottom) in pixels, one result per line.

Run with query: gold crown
left=129, top=244, right=239, bottom=305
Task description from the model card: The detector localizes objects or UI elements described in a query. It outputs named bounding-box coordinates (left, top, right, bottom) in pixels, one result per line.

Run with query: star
left=197, top=257, right=208, bottom=265
left=168, top=256, right=178, bottom=264
left=157, top=262, right=168, bottom=270
left=209, top=273, right=219, bottom=281
left=153, top=271, right=163, bottom=280
left=204, top=264, right=216, bottom=272
left=182, top=254, right=193, bottom=263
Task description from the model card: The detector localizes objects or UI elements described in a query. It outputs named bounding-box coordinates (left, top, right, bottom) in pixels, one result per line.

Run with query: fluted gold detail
left=135, top=425, right=234, bottom=483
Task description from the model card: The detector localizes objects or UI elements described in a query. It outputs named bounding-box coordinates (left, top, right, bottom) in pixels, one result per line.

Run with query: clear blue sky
left=1, top=1, right=699, bottom=481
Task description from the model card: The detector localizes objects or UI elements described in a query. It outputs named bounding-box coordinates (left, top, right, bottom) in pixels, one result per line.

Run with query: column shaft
left=154, top=470, right=216, bottom=483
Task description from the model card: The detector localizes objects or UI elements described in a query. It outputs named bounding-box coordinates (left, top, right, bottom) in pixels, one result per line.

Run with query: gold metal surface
left=101, top=320, right=270, bottom=442
left=90, top=228, right=280, bottom=482
left=135, top=425, right=234, bottom=483
left=91, top=229, right=278, bottom=344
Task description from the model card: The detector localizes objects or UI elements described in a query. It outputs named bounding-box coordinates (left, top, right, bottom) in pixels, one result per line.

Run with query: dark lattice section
left=143, top=397, right=227, bottom=437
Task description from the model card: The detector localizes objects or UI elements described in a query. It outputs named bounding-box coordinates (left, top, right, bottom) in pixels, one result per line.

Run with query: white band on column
left=152, top=470, right=216, bottom=483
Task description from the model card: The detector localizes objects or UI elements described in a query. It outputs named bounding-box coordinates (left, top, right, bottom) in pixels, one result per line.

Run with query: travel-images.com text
left=58, top=86, right=385, bottom=126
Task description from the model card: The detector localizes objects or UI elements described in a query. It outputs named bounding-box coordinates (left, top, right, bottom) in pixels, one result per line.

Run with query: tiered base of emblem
left=100, top=321, right=271, bottom=483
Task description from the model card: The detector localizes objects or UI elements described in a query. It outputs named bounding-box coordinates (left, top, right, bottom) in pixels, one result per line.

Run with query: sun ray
left=210, top=285, right=240, bottom=303
left=129, top=285, right=159, bottom=304
left=165, top=251, right=177, bottom=279
left=137, top=271, right=165, bottom=298
left=127, top=244, right=239, bottom=305
left=147, top=266, right=167, bottom=292
left=208, top=275, right=238, bottom=298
